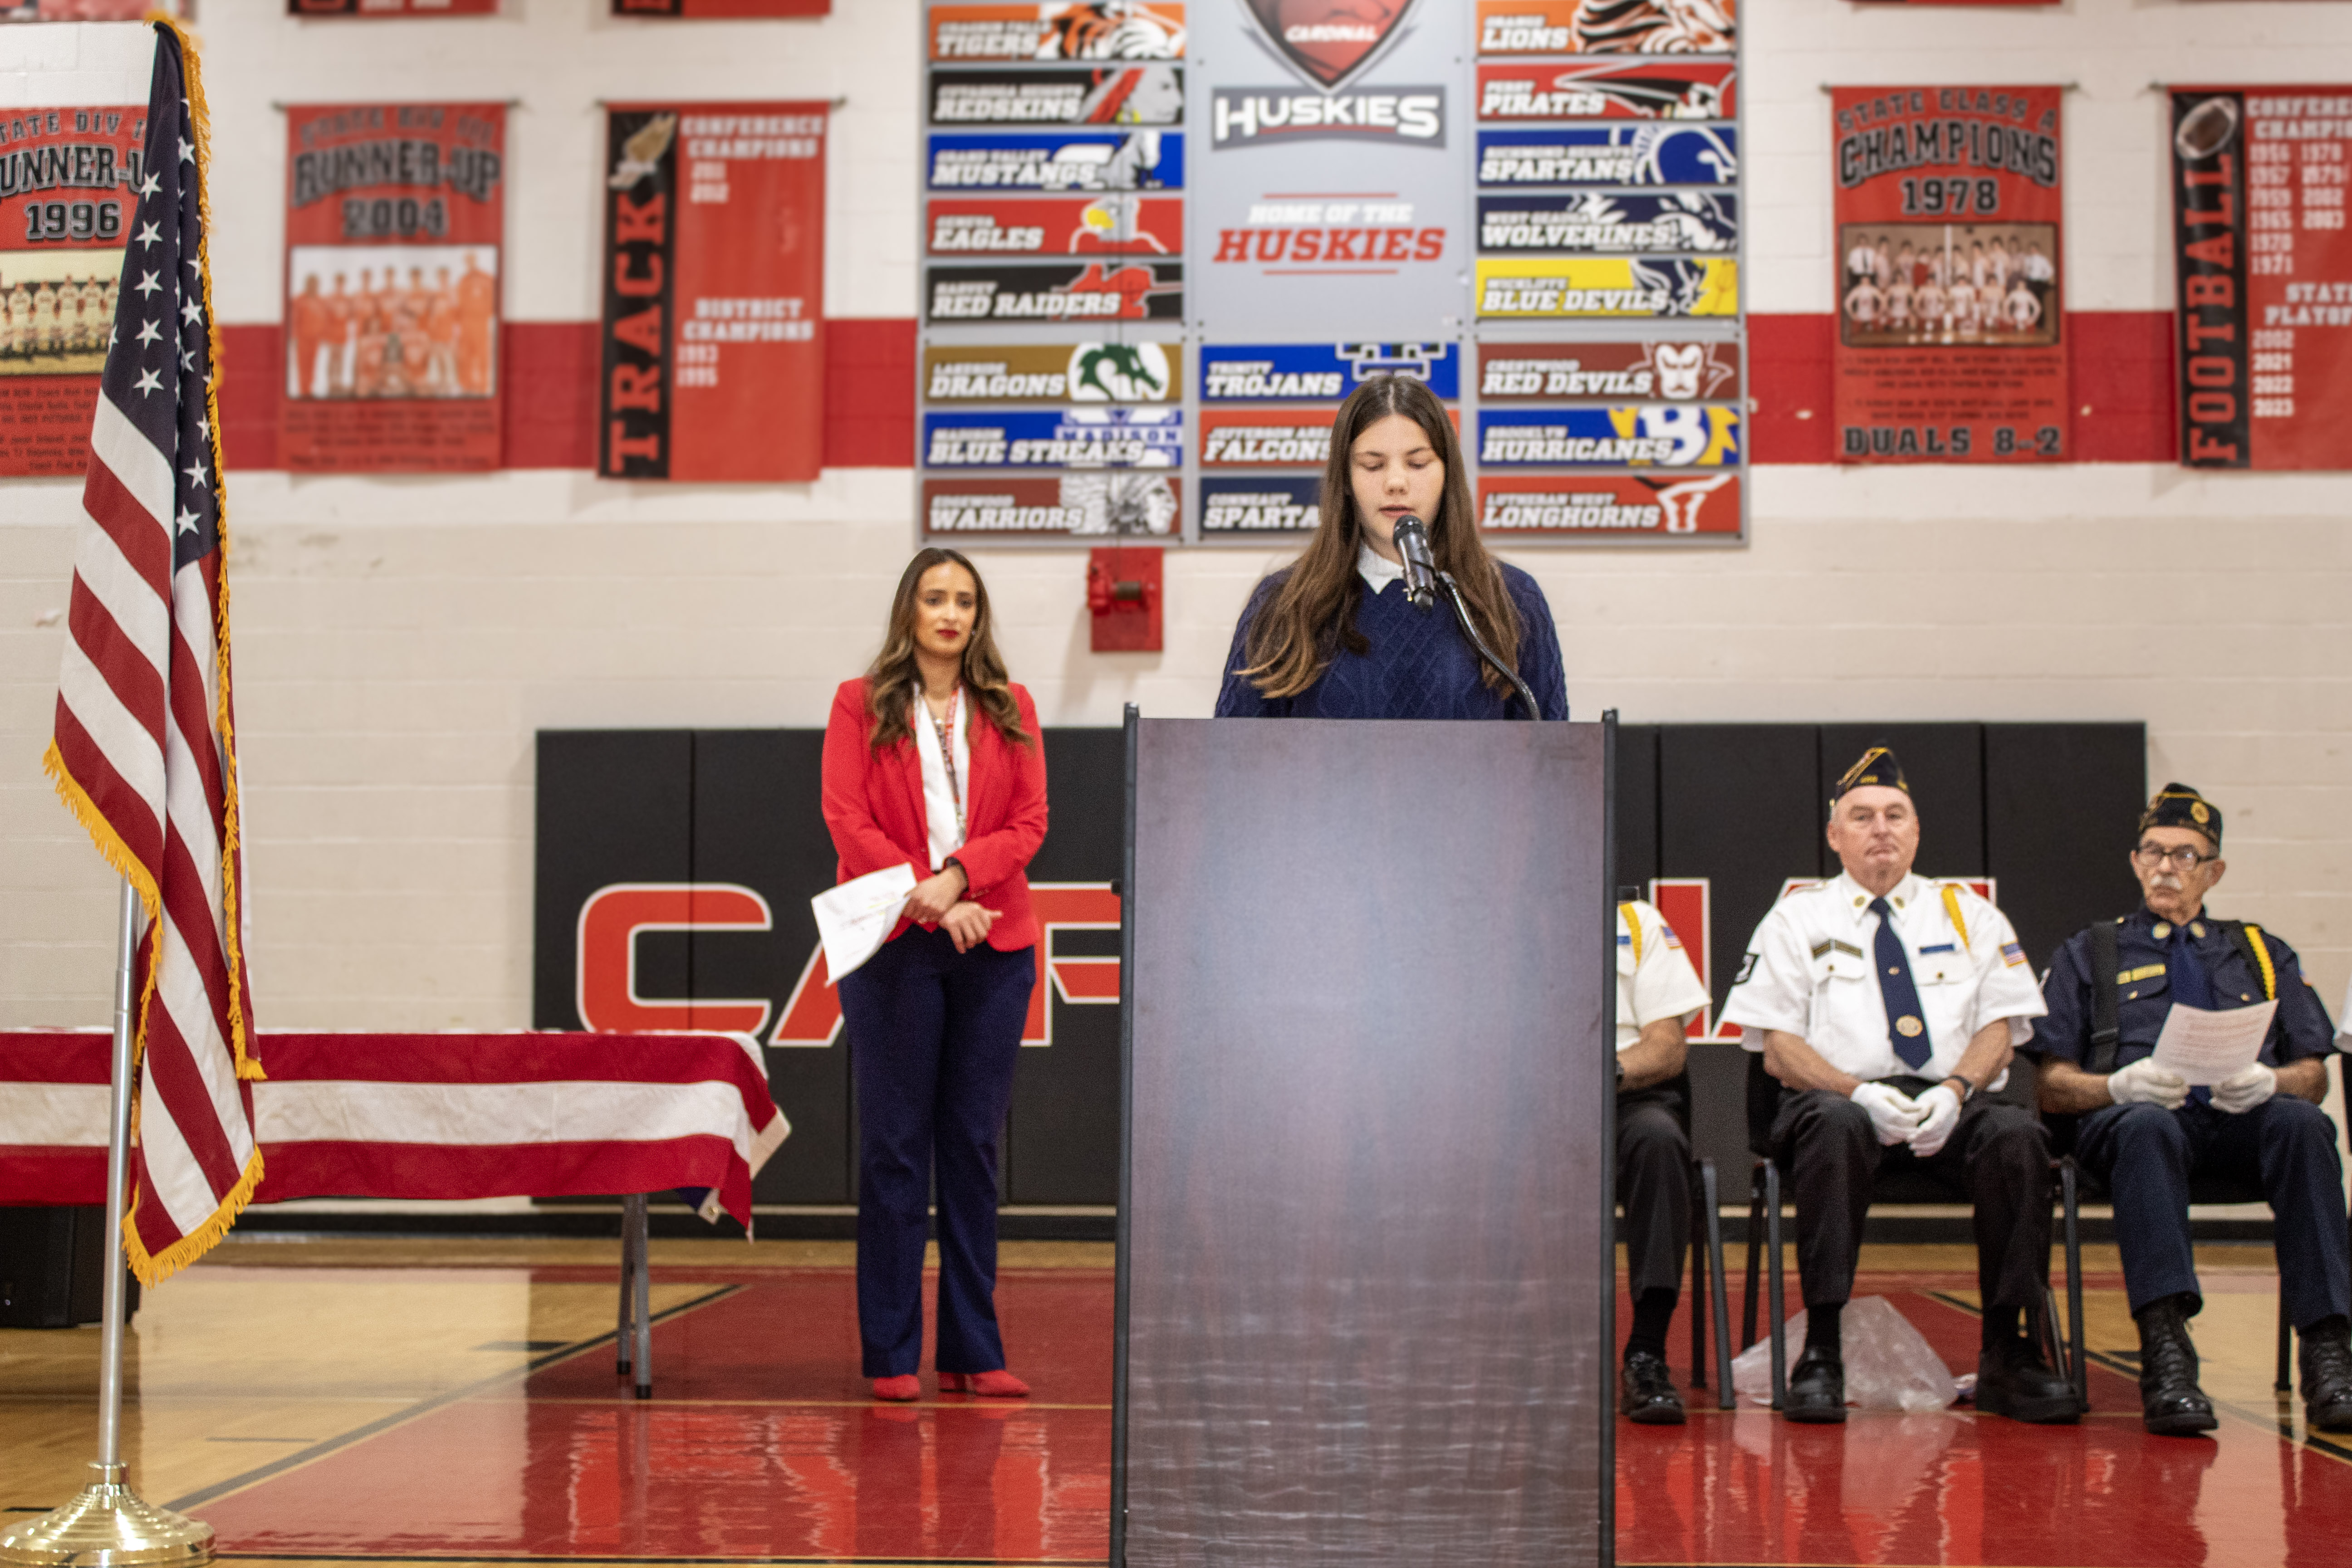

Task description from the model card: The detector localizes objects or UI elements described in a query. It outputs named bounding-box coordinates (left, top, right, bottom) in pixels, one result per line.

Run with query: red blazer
left=820, top=677, right=1049, bottom=952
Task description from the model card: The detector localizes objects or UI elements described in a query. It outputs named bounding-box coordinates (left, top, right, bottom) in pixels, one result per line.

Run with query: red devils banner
left=1830, top=86, right=2066, bottom=463
left=281, top=103, right=505, bottom=471
left=600, top=103, right=827, bottom=482
left=0, top=103, right=142, bottom=476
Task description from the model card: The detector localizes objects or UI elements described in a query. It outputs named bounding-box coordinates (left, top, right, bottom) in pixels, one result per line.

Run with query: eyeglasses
left=2133, top=844, right=2215, bottom=871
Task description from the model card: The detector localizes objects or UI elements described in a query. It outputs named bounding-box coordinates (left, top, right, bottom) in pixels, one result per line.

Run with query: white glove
left=2212, top=1062, right=2278, bottom=1114
left=1908, top=1084, right=1962, bottom=1158
left=2107, top=1056, right=2190, bottom=1110
left=1851, top=1081, right=1925, bottom=1146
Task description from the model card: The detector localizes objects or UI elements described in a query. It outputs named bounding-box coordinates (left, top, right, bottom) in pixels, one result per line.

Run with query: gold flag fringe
left=125, top=1148, right=264, bottom=1288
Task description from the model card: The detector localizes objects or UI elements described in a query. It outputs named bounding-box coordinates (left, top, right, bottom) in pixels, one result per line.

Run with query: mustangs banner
left=926, top=130, right=1182, bottom=189
left=280, top=103, right=505, bottom=472
left=1476, top=339, right=1741, bottom=401
left=1478, top=472, right=1741, bottom=537
left=1829, top=85, right=2066, bottom=463
left=1476, top=60, right=1736, bottom=121
left=1477, top=405, right=1741, bottom=467
left=926, top=194, right=1182, bottom=255
left=1478, top=192, right=1736, bottom=253
left=1476, top=125, right=1737, bottom=186
left=1198, top=341, right=1460, bottom=400
left=923, top=407, right=1183, bottom=467
left=1475, top=255, right=1736, bottom=318
left=929, top=65, right=1185, bottom=125
left=1199, top=474, right=1320, bottom=534
left=923, top=474, right=1180, bottom=535
left=923, top=341, right=1180, bottom=401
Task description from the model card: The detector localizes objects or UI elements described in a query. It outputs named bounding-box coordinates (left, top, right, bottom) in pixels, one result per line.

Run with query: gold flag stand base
left=0, top=1464, right=213, bottom=1568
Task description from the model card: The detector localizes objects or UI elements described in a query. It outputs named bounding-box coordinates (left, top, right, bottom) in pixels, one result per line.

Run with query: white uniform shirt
left=910, top=687, right=971, bottom=871
left=1357, top=540, right=1404, bottom=592
left=1617, top=899, right=1712, bottom=1055
left=1719, top=871, right=2045, bottom=1084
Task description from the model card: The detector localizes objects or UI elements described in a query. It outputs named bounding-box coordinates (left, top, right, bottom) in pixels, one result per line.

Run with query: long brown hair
left=1236, top=375, right=1520, bottom=699
left=866, top=548, right=1031, bottom=751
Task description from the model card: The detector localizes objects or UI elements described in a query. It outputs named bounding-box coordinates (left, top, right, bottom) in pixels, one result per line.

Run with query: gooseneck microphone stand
left=1435, top=570, right=1541, bottom=720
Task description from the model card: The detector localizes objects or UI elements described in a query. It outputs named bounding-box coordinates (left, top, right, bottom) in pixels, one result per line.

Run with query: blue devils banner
left=1198, top=342, right=1460, bottom=400
left=1476, top=125, right=1738, bottom=186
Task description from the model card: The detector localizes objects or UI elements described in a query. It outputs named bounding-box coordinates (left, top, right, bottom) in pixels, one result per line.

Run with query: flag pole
left=0, top=882, right=213, bottom=1568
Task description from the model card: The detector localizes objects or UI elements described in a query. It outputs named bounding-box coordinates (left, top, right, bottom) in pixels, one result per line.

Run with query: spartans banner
left=1829, top=86, right=2065, bottom=462
left=281, top=103, right=506, bottom=471
left=599, top=102, right=828, bottom=482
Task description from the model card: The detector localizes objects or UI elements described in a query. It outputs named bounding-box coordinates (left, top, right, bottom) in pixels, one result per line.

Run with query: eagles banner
left=1829, top=85, right=2066, bottom=463
left=599, top=102, right=828, bottom=482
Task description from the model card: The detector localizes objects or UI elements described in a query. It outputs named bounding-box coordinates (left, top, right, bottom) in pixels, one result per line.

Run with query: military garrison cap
left=2139, top=782, right=2222, bottom=848
left=1831, top=745, right=1909, bottom=810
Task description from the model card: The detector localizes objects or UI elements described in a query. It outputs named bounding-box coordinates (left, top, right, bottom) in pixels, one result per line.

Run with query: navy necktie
left=1871, top=896, right=1931, bottom=1070
left=2169, top=923, right=2215, bottom=1106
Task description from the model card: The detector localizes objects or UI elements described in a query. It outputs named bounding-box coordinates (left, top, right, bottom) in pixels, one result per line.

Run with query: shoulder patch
left=1662, top=926, right=1684, bottom=949
left=2001, top=941, right=2027, bottom=967
left=1734, top=951, right=1758, bottom=985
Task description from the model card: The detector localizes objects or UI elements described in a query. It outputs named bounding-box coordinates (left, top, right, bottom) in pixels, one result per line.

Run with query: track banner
left=281, top=103, right=505, bottom=471
left=599, top=102, right=828, bottom=482
left=2170, top=88, right=2352, bottom=470
left=1829, top=86, right=2066, bottom=463
left=0, top=103, right=143, bottom=476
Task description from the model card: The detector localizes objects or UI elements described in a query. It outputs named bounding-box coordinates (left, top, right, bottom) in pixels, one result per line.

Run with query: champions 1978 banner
left=1830, top=86, right=2065, bottom=463
left=282, top=103, right=506, bottom=471
left=600, top=102, right=828, bottom=483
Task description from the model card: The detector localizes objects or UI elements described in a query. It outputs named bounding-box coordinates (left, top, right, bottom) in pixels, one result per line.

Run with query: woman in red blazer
left=821, top=547, right=1048, bottom=1404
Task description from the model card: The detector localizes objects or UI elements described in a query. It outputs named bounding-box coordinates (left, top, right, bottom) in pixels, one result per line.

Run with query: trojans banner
left=600, top=102, right=828, bottom=482
left=1829, top=85, right=2066, bottom=462
left=281, top=103, right=505, bottom=471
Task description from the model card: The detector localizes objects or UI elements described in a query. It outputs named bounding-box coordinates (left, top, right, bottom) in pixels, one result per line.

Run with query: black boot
left=1620, top=1349, right=1686, bottom=1426
left=1975, top=1332, right=2082, bottom=1425
left=1783, top=1345, right=1846, bottom=1424
left=2299, top=1320, right=2352, bottom=1433
left=2135, top=1294, right=2217, bottom=1437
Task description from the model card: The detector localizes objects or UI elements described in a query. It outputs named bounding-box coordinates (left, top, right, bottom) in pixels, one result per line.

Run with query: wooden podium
left=1113, top=714, right=1615, bottom=1567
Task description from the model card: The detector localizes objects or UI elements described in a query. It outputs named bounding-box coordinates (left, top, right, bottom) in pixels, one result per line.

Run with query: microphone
left=1391, top=514, right=1437, bottom=611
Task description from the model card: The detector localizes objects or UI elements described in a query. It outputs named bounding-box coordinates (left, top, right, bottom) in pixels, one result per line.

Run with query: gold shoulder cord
left=2245, top=923, right=2278, bottom=1001
left=1940, top=884, right=1969, bottom=949
left=1620, top=902, right=1643, bottom=963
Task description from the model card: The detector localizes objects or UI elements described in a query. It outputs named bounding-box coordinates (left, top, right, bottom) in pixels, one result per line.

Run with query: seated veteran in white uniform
left=1720, top=747, right=2078, bottom=1425
left=1615, top=895, right=1714, bottom=1426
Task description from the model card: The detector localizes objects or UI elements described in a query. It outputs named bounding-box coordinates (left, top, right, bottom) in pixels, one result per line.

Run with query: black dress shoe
left=1783, top=1345, right=1847, bottom=1423
left=1975, top=1333, right=2082, bottom=1425
left=2135, top=1295, right=2218, bottom=1437
left=2300, top=1327, right=2352, bottom=1433
left=1620, top=1350, right=1686, bottom=1426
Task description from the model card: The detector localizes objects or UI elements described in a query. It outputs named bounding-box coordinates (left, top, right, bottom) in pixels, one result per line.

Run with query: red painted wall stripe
left=214, top=313, right=2173, bottom=473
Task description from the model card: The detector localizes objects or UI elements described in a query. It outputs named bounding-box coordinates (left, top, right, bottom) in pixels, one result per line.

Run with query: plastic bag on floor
left=1730, top=1295, right=1958, bottom=1412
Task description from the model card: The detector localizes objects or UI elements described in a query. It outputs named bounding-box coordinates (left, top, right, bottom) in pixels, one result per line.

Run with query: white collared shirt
left=1719, top=870, right=2045, bottom=1084
left=1618, top=899, right=1711, bottom=1055
left=910, top=687, right=970, bottom=870
left=1357, top=540, right=1405, bottom=593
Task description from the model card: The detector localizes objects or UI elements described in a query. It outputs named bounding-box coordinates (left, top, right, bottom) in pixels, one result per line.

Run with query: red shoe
left=871, top=1374, right=920, bottom=1402
left=940, top=1369, right=1029, bottom=1397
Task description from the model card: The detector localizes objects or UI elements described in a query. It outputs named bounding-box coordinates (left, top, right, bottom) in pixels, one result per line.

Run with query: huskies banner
left=600, top=102, right=827, bottom=482
left=2170, top=88, right=2352, bottom=470
left=282, top=104, right=504, bottom=472
left=1830, top=86, right=2066, bottom=463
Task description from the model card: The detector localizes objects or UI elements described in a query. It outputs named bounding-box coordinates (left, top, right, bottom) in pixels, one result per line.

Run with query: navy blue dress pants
left=838, top=925, right=1036, bottom=1378
left=2076, top=1095, right=2350, bottom=1328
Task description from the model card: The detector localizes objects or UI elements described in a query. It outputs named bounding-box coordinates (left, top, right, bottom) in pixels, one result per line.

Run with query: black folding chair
left=1668, top=1069, right=1736, bottom=1408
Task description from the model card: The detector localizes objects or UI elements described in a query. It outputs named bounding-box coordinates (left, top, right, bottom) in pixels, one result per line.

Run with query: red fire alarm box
left=1086, top=546, right=1162, bottom=653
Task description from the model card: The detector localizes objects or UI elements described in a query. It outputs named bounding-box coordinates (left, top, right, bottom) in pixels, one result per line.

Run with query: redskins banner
left=923, top=473, right=1179, bottom=535
left=0, top=103, right=142, bottom=476
left=1478, top=472, right=1741, bottom=538
left=2170, top=88, right=2352, bottom=469
left=1829, top=86, right=2066, bottom=463
left=599, top=102, right=827, bottom=482
left=930, top=65, right=1185, bottom=125
left=281, top=103, right=505, bottom=472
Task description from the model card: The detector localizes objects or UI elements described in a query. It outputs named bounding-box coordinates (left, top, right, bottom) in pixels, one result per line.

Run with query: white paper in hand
left=2151, top=999, right=2278, bottom=1085
left=813, top=864, right=917, bottom=985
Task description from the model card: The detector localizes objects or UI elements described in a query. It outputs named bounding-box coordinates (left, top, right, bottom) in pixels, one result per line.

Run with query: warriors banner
left=599, top=102, right=828, bottom=482
left=1830, top=85, right=2066, bottom=462
left=281, top=103, right=505, bottom=471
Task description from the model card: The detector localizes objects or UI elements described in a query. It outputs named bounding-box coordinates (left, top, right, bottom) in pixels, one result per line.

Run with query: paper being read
left=813, top=864, right=918, bottom=985
left=2151, top=999, right=2278, bottom=1085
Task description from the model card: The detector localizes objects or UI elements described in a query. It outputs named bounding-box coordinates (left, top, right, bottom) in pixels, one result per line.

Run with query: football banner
left=1475, top=60, right=1736, bottom=121
left=1475, top=339, right=1741, bottom=401
left=2169, top=88, right=2352, bottom=469
left=599, top=102, right=827, bottom=482
left=1475, top=256, right=1737, bottom=318
left=1476, top=406, right=1741, bottom=467
left=1199, top=475, right=1320, bottom=534
left=923, top=407, right=1182, bottom=467
left=1475, top=0, right=1736, bottom=54
left=1198, top=342, right=1460, bottom=401
left=929, top=65, right=1185, bottom=125
left=1478, top=472, right=1741, bottom=537
left=0, top=103, right=142, bottom=476
left=281, top=103, right=505, bottom=472
left=1478, top=192, right=1737, bottom=253
left=926, top=194, right=1182, bottom=255
left=924, top=341, right=1181, bottom=401
left=923, top=473, right=1180, bottom=535
left=928, top=2, right=1186, bottom=61
left=926, top=260, right=1181, bottom=321
left=1830, top=85, right=2066, bottom=462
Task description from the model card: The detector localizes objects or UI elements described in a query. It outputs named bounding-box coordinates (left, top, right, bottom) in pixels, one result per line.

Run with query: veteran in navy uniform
left=1721, top=747, right=2079, bottom=1424
left=2035, top=784, right=2351, bottom=1436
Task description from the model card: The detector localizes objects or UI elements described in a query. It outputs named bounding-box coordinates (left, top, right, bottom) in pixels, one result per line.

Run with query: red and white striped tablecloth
left=0, top=1031, right=788, bottom=1226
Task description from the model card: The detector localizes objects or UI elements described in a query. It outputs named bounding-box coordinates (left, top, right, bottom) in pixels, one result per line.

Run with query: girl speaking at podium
left=1214, top=375, right=1566, bottom=720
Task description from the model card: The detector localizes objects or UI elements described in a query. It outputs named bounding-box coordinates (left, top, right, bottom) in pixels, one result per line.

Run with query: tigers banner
left=281, top=102, right=506, bottom=471
left=1830, top=85, right=2066, bottom=462
left=599, top=102, right=828, bottom=482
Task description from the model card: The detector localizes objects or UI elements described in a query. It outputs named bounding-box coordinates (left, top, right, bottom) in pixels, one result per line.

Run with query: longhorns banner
left=1829, top=85, right=2067, bottom=463
left=599, top=102, right=828, bottom=482
left=1478, top=472, right=1741, bottom=537
left=0, top=103, right=142, bottom=476
left=281, top=103, right=505, bottom=472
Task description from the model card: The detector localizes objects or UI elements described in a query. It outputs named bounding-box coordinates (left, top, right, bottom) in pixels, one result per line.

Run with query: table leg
left=617, top=1194, right=643, bottom=1380
left=630, top=1195, right=652, bottom=1399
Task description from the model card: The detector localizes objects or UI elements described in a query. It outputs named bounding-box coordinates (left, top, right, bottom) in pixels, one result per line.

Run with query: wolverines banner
left=1830, top=85, right=2066, bottom=463
left=281, top=103, right=505, bottom=472
left=599, top=102, right=827, bottom=482
left=1478, top=192, right=1737, bottom=254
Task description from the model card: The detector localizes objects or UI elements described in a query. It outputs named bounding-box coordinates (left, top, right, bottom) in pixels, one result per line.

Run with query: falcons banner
left=280, top=103, right=505, bottom=472
left=599, top=102, right=827, bottom=482
left=1830, top=85, right=2067, bottom=462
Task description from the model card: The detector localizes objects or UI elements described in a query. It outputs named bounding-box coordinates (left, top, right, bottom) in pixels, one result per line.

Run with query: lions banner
left=599, top=102, right=828, bottom=482
left=1830, top=86, right=2066, bottom=463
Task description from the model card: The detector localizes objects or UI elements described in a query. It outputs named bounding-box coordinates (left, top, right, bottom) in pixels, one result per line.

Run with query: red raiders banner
left=2171, top=88, right=2352, bottom=470
left=0, top=103, right=142, bottom=476
left=281, top=103, right=506, bottom=472
left=612, top=0, right=828, bottom=13
left=1830, top=86, right=2066, bottom=462
left=600, top=102, right=828, bottom=482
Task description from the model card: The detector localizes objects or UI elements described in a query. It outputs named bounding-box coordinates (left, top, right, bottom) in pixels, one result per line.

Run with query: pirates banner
left=281, top=103, right=506, bottom=472
left=2170, top=88, right=2352, bottom=470
left=1830, top=85, right=2066, bottom=463
left=599, top=102, right=828, bottom=482
left=0, top=103, right=142, bottom=476
left=1475, top=60, right=1736, bottom=121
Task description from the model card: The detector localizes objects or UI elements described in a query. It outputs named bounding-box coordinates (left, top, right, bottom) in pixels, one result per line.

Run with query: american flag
left=42, top=20, right=260, bottom=1285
